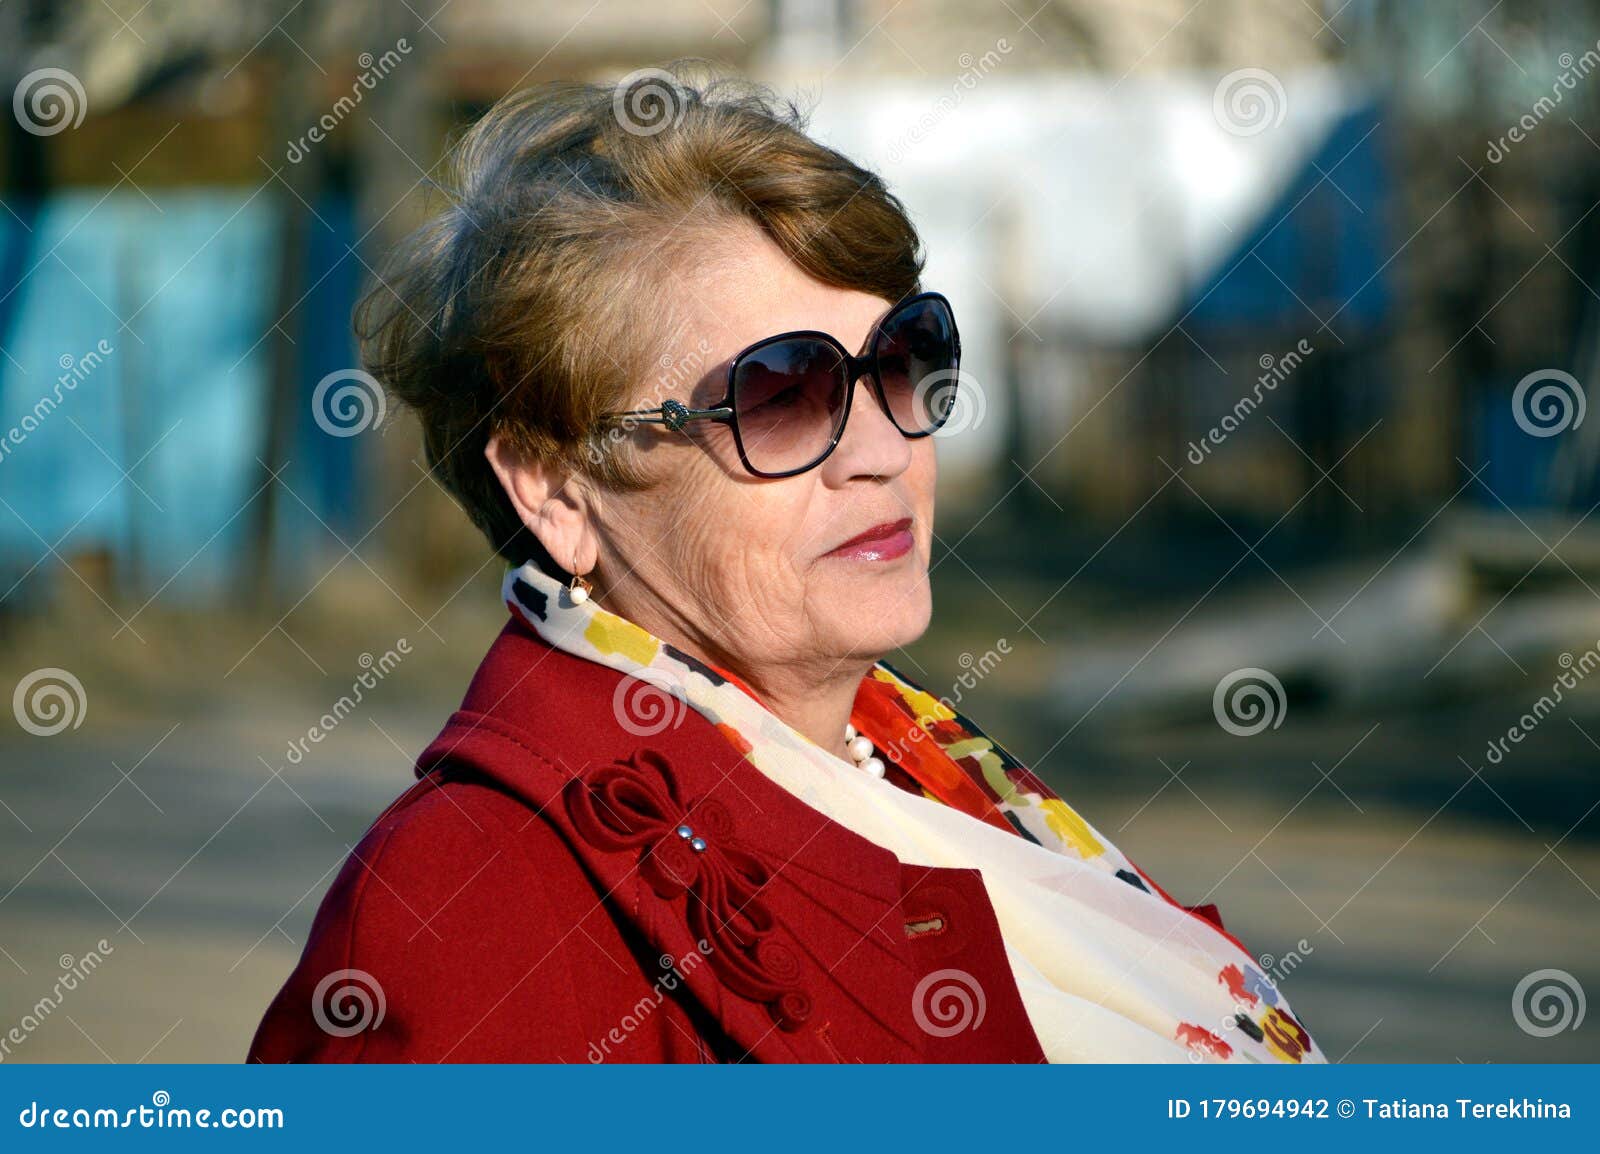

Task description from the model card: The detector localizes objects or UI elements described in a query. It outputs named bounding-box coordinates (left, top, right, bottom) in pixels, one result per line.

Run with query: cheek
left=657, top=457, right=813, bottom=599
left=909, top=441, right=938, bottom=547
left=910, top=438, right=938, bottom=496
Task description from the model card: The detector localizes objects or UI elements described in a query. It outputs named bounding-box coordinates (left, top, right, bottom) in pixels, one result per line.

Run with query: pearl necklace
left=843, top=722, right=886, bottom=779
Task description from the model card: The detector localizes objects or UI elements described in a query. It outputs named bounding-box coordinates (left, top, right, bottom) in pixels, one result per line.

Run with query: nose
left=818, top=371, right=913, bottom=484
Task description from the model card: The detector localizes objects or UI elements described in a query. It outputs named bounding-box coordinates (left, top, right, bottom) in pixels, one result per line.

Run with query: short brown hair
left=356, top=62, right=926, bottom=570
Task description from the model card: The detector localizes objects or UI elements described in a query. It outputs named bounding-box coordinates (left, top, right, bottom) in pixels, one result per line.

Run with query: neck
left=741, top=661, right=868, bottom=760
left=683, top=637, right=868, bottom=760
left=582, top=567, right=868, bottom=760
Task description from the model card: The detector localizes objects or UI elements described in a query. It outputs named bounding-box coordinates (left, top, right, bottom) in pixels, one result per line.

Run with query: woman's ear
left=485, top=434, right=596, bottom=573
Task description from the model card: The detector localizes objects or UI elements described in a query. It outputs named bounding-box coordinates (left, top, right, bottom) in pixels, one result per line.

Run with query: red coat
left=248, top=614, right=1051, bottom=1062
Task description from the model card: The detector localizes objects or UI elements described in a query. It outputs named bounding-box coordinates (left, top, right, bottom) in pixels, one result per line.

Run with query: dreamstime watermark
left=1188, top=942, right=1316, bottom=1063
left=588, top=941, right=713, bottom=1062
left=282, top=640, right=411, bottom=766
left=1187, top=338, right=1313, bottom=464
left=1212, top=667, right=1287, bottom=736
left=584, top=337, right=714, bottom=466
left=1487, top=43, right=1600, bottom=163
left=311, top=368, right=386, bottom=437
left=1213, top=68, right=1286, bottom=137
left=1482, top=643, right=1600, bottom=765
left=1258, top=940, right=1314, bottom=985
left=612, top=68, right=688, bottom=137
left=17, top=1092, right=283, bottom=1130
left=912, top=968, right=986, bottom=1037
left=886, top=38, right=1014, bottom=164
left=0, top=940, right=114, bottom=1062
left=611, top=667, right=689, bottom=737
left=874, top=640, right=1011, bottom=767
left=285, top=40, right=412, bottom=163
left=311, top=968, right=386, bottom=1038
left=12, top=67, right=86, bottom=136
left=944, top=640, right=1011, bottom=708
left=0, top=340, right=113, bottom=465
left=1511, top=368, right=1586, bottom=437
left=919, top=368, right=986, bottom=438
left=12, top=668, right=87, bottom=737
left=1512, top=968, right=1585, bottom=1037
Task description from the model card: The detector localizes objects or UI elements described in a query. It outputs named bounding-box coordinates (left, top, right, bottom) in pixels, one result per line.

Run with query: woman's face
left=591, top=225, right=938, bottom=681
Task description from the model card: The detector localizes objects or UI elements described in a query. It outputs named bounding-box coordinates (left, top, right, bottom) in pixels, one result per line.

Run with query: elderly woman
left=248, top=70, right=1320, bottom=1065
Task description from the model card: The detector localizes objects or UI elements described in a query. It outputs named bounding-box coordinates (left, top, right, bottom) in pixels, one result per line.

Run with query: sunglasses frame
left=598, top=290, right=961, bottom=478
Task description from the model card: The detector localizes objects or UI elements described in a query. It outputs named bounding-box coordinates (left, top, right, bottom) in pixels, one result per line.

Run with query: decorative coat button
left=564, top=747, right=813, bottom=1032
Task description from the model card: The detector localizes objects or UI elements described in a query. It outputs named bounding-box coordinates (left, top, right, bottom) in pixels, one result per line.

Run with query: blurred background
left=2, top=0, right=1599, bottom=1063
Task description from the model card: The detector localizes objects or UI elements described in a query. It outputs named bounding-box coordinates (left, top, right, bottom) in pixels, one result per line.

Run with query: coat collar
left=417, top=616, right=1043, bottom=1063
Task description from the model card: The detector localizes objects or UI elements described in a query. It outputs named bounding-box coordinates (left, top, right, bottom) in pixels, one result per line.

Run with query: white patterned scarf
left=503, top=559, right=1324, bottom=1064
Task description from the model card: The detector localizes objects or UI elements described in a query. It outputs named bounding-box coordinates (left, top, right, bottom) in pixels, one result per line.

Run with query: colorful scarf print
left=503, top=559, right=1323, bottom=1064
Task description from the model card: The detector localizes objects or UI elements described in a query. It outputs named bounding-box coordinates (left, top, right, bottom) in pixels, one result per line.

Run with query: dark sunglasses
left=598, top=291, right=961, bottom=477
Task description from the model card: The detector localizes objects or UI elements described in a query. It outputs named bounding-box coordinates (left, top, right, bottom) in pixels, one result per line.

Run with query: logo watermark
left=1213, top=667, right=1287, bottom=736
left=920, top=368, right=986, bottom=438
left=611, top=668, right=689, bottom=737
left=1191, top=942, right=1316, bottom=1063
left=12, top=668, right=87, bottom=737
left=1187, top=338, right=1312, bottom=464
left=912, top=968, right=986, bottom=1037
left=612, top=68, right=688, bottom=137
left=285, top=40, right=412, bottom=163
left=1213, top=68, right=1286, bottom=137
left=282, top=640, right=411, bottom=766
left=587, top=941, right=713, bottom=1062
left=17, top=1092, right=282, bottom=1130
left=311, top=968, right=386, bottom=1038
left=1511, top=369, right=1585, bottom=437
left=585, top=338, right=714, bottom=466
left=1483, top=644, right=1600, bottom=765
left=0, top=940, right=114, bottom=1062
left=1487, top=43, right=1600, bottom=163
left=0, top=340, right=113, bottom=465
left=873, top=640, right=1011, bottom=768
left=1512, top=968, right=1585, bottom=1037
left=886, top=38, right=1014, bottom=164
left=12, top=68, right=86, bottom=136
left=311, top=368, right=387, bottom=437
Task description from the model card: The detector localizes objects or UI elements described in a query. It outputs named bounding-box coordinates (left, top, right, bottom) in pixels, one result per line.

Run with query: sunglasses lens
left=874, top=297, right=959, bottom=435
left=731, top=338, right=848, bottom=474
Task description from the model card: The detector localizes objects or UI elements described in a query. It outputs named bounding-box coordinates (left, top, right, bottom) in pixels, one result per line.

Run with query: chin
left=826, top=566, right=932, bottom=658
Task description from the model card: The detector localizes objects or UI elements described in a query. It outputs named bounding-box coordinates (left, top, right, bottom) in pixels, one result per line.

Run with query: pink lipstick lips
left=824, top=516, right=914, bottom=562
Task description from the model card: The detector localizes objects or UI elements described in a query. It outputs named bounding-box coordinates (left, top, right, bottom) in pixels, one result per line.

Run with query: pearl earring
left=568, top=553, right=594, bottom=605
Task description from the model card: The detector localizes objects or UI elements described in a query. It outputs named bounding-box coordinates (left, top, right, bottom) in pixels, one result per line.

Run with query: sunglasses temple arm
left=600, top=408, right=671, bottom=425
left=600, top=405, right=734, bottom=428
